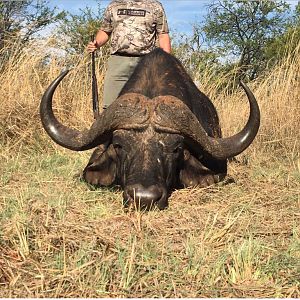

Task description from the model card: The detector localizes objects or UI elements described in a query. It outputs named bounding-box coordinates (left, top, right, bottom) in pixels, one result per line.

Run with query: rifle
left=91, top=35, right=99, bottom=119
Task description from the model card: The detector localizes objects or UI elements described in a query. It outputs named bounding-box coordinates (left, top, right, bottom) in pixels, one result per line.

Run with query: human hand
left=87, top=41, right=98, bottom=53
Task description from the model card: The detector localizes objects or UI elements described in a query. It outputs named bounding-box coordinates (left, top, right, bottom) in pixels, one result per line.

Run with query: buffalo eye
left=113, top=142, right=123, bottom=152
left=173, top=145, right=183, bottom=155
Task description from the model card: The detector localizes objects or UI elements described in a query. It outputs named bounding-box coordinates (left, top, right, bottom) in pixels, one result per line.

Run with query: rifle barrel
left=91, top=38, right=99, bottom=119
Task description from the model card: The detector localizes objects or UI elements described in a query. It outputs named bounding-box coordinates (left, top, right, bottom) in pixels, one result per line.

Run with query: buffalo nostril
left=135, top=187, right=162, bottom=202
left=124, top=184, right=166, bottom=210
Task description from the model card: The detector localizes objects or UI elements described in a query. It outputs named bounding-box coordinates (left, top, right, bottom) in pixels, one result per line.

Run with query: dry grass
left=0, top=38, right=299, bottom=297
left=1, top=152, right=299, bottom=297
left=197, top=43, right=300, bottom=164
left=0, top=38, right=106, bottom=149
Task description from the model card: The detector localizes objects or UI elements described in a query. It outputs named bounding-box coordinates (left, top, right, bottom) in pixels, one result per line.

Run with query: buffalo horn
left=40, top=70, right=150, bottom=151
left=153, top=81, right=260, bottom=160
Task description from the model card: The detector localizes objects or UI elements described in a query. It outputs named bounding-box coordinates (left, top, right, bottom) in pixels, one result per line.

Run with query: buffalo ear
left=82, top=144, right=116, bottom=187
left=179, top=150, right=226, bottom=187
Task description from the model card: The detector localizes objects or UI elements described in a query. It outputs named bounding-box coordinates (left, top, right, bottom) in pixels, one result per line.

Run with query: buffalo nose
left=124, top=184, right=167, bottom=210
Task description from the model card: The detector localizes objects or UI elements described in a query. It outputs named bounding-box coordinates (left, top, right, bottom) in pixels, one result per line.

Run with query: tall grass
left=0, top=38, right=106, bottom=150
left=194, top=44, right=300, bottom=165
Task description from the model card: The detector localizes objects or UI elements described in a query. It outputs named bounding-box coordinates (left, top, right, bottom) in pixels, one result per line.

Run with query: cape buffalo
left=40, top=48, right=260, bottom=210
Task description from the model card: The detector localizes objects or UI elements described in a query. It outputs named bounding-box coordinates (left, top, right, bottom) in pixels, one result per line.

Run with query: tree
left=0, top=0, right=65, bottom=45
left=56, top=4, right=105, bottom=55
left=265, top=1, right=300, bottom=62
left=171, top=26, right=220, bottom=79
left=293, top=0, right=300, bottom=24
left=202, top=0, right=290, bottom=80
left=0, top=0, right=65, bottom=64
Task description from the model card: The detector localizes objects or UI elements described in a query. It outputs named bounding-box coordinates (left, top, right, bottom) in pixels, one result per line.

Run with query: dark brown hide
left=40, top=49, right=260, bottom=210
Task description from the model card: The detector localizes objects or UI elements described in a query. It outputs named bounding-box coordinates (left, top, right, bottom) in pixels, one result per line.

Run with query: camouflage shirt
left=101, top=0, right=169, bottom=55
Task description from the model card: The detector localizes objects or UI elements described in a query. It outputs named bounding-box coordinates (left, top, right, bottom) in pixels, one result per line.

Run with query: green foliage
left=56, top=4, right=105, bottom=55
left=171, top=27, right=219, bottom=78
left=295, top=1, right=300, bottom=23
left=265, top=26, right=300, bottom=63
left=171, top=1, right=300, bottom=86
left=264, top=1, right=300, bottom=63
left=201, top=0, right=291, bottom=80
left=177, top=0, right=289, bottom=79
left=0, top=0, right=65, bottom=64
